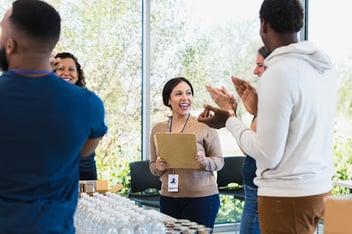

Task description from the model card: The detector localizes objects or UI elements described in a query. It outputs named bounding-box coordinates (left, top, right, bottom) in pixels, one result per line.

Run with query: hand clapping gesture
left=231, top=76, right=258, bottom=115
left=205, top=85, right=237, bottom=111
left=198, top=76, right=258, bottom=129
left=198, top=84, right=239, bottom=129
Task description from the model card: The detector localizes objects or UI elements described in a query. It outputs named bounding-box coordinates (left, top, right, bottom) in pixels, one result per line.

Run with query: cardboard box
left=324, top=194, right=352, bottom=234
left=79, top=180, right=123, bottom=196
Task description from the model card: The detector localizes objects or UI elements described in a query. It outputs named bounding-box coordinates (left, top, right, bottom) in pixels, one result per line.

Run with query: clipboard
left=154, top=133, right=200, bottom=169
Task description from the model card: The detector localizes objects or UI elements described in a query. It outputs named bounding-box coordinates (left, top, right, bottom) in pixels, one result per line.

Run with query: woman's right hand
left=49, top=54, right=61, bottom=71
left=156, top=156, right=168, bottom=172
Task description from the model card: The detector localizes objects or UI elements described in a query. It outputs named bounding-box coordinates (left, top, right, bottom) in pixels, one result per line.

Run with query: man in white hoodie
left=198, top=0, right=338, bottom=233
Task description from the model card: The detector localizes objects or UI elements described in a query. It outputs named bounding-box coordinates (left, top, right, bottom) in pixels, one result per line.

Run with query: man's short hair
left=10, top=0, right=61, bottom=49
left=259, top=0, right=303, bottom=34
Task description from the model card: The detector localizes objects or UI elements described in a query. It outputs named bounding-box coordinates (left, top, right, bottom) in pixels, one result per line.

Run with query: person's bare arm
left=81, top=138, right=102, bottom=157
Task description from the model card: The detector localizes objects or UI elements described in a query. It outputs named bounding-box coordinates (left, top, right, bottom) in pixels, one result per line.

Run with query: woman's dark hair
left=54, top=52, right=86, bottom=87
left=162, top=77, right=194, bottom=108
left=259, top=0, right=303, bottom=34
left=258, top=46, right=270, bottom=59
left=10, top=0, right=61, bottom=50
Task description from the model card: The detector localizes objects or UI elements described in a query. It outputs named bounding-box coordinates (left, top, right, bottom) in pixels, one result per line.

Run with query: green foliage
left=337, top=72, right=352, bottom=118
left=95, top=146, right=132, bottom=195
left=216, top=195, right=244, bottom=223
left=332, top=136, right=352, bottom=195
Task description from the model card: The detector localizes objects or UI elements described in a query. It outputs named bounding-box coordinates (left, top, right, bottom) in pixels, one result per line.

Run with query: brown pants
left=258, top=191, right=331, bottom=234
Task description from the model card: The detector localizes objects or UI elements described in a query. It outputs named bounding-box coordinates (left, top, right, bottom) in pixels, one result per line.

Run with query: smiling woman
left=149, top=77, right=224, bottom=229
left=53, top=51, right=98, bottom=181
left=54, top=52, right=86, bottom=87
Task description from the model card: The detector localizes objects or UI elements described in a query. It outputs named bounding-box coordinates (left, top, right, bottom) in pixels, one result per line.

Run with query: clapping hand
left=231, top=76, right=258, bottom=115
left=205, top=85, right=237, bottom=111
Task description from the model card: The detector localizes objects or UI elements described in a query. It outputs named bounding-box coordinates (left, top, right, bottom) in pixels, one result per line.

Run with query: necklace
left=169, top=113, right=190, bottom=133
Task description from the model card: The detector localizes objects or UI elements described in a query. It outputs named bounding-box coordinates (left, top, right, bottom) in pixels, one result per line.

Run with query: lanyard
left=169, top=113, right=190, bottom=133
left=8, top=69, right=54, bottom=76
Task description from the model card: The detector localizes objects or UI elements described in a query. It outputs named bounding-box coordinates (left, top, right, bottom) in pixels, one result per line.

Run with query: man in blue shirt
left=0, top=1, right=108, bottom=233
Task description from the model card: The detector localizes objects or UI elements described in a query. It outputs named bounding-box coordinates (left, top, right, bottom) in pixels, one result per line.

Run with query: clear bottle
left=148, top=215, right=166, bottom=234
left=117, top=216, right=134, bottom=234
left=134, top=215, right=149, bottom=234
left=104, top=215, right=119, bottom=234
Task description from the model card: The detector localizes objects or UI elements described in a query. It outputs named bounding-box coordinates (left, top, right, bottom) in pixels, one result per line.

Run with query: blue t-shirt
left=0, top=71, right=107, bottom=233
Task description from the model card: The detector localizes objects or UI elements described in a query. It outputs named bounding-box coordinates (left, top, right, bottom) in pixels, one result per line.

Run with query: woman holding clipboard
left=149, top=77, right=224, bottom=229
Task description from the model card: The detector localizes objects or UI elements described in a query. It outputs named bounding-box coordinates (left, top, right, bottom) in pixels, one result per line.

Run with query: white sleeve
left=226, top=68, right=295, bottom=169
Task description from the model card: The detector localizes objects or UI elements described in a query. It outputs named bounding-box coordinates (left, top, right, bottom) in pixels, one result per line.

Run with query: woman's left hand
left=195, top=151, right=206, bottom=167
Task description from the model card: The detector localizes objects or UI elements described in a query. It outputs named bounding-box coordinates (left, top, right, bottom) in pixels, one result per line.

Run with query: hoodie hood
left=264, top=41, right=332, bottom=74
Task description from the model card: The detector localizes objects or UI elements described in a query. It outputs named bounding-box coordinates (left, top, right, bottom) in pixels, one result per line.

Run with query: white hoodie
left=226, top=41, right=338, bottom=197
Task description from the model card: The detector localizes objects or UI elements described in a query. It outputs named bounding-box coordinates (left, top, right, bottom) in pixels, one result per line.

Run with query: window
left=148, top=0, right=264, bottom=225
left=308, top=0, right=352, bottom=189
left=149, top=0, right=263, bottom=157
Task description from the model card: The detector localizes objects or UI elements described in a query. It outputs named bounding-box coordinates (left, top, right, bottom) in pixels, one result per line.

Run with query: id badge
left=168, top=174, right=179, bottom=192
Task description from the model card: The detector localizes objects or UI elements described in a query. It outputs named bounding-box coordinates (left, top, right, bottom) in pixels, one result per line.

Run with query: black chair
left=128, top=160, right=161, bottom=208
left=217, top=156, right=246, bottom=201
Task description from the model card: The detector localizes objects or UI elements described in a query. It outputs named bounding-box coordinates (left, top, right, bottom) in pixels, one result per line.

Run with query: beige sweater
left=150, top=115, right=224, bottom=198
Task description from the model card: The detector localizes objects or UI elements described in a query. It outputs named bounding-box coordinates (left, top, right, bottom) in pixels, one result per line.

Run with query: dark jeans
left=79, top=170, right=97, bottom=180
left=240, top=184, right=260, bottom=234
left=160, top=194, right=220, bottom=229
